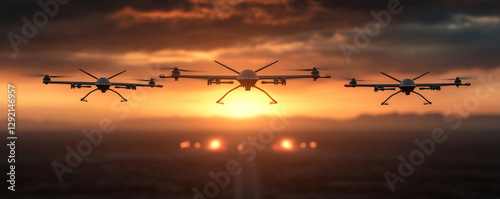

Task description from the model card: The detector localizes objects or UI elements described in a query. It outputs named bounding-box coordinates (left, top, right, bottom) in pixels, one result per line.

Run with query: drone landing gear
left=80, top=88, right=128, bottom=102
left=109, top=89, right=128, bottom=102
left=215, top=85, right=278, bottom=105
left=381, top=91, right=402, bottom=105
left=380, top=90, right=433, bottom=105
left=253, top=86, right=277, bottom=105
left=80, top=88, right=98, bottom=102
left=216, top=85, right=242, bottom=104
left=412, top=91, right=432, bottom=105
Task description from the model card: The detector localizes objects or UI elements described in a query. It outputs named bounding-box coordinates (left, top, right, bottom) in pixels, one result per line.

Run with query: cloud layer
left=2, top=0, right=499, bottom=74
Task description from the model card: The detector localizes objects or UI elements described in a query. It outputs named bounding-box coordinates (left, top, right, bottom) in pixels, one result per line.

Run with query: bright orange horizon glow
left=2, top=54, right=500, bottom=129
left=209, top=139, right=221, bottom=150
left=281, top=139, right=293, bottom=150
left=1, top=0, right=500, bottom=130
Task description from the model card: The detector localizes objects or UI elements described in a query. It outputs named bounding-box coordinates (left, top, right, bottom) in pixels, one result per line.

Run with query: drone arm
left=345, top=83, right=400, bottom=88
left=160, top=75, right=238, bottom=80
left=381, top=72, right=401, bottom=83
left=214, top=60, right=240, bottom=74
left=413, top=72, right=430, bottom=81
left=416, top=83, right=471, bottom=87
left=254, top=60, right=279, bottom=73
left=79, top=69, right=98, bottom=79
left=111, top=82, right=163, bottom=88
left=43, top=81, right=95, bottom=85
left=108, top=70, right=127, bottom=80
left=258, top=75, right=331, bottom=80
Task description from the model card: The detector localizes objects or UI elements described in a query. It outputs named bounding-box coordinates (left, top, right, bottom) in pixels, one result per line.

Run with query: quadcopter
left=344, top=72, right=471, bottom=105
left=38, top=69, right=163, bottom=102
left=159, top=60, right=331, bottom=104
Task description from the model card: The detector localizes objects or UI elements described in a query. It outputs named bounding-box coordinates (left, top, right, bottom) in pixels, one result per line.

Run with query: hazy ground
left=2, top=115, right=500, bottom=199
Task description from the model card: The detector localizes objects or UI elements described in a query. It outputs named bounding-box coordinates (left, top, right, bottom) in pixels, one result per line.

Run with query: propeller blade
left=29, top=74, right=70, bottom=78
left=288, top=68, right=327, bottom=71
left=132, top=78, right=158, bottom=82
left=160, top=67, right=202, bottom=72
left=460, top=76, right=475, bottom=80
left=178, top=69, right=202, bottom=72
left=440, top=76, right=475, bottom=80
left=29, top=74, right=46, bottom=77
left=344, top=78, right=370, bottom=81
left=341, top=77, right=370, bottom=81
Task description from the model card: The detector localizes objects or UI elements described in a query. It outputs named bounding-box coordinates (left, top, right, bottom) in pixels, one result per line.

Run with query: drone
left=37, top=69, right=163, bottom=102
left=159, top=60, right=331, bottom=104
left=344, top=72, right=471, bottom=105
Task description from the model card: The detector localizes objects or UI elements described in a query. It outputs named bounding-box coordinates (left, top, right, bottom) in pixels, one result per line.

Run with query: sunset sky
left=1, top=0, right=500, bottom=130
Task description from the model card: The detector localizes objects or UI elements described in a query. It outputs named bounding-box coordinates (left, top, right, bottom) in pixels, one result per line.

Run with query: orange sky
left=1, top=0, right=500, bottom=130
left=1, top=66, right=499, bottom=127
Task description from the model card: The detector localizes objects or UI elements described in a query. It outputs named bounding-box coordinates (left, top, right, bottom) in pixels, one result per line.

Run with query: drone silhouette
left=159, top=60, right=331, bottom=104
left=37, top=69, right=163, bottom=102
left=345, top=72, right=471, bottom=105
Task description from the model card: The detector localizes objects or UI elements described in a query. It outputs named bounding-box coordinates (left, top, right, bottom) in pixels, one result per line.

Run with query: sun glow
left=217, top=90, right=278, bottom=118
left=209, top=139, right=221, bottom=150
left=222, top=102, right=268, bottom=117
left=281, top=139, right=293, bottom=150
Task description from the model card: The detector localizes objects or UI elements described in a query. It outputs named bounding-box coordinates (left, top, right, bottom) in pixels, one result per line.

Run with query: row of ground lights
left=180, top=139, right=317, bottom=151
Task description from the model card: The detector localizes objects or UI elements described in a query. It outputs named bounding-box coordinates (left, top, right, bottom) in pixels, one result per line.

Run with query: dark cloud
left=410, top=8, right=453, bottom=24
left=1, top=0, right=499, bottom=75
left=339, top=24, right=500, bottom=73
